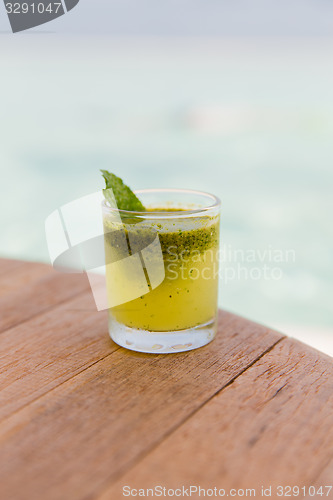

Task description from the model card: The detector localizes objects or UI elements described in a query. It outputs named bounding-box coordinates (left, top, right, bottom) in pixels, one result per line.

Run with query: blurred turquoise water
left=0, top=36, right=332, bottom=347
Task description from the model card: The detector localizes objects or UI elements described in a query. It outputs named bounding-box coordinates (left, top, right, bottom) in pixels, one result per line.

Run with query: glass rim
left=102, top=188, right=221, bottom=219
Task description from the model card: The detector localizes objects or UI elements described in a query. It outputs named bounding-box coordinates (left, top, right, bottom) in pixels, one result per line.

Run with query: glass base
left=108, top=316, right=217, bottom=354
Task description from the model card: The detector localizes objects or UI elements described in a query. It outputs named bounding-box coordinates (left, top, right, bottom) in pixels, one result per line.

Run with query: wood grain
left=305, top=459, right=333, bottom=499
left=0, top=292, right=114, bottom=420
left=0, top=258, right=25, bottom=276
left=0, top=261, right=53, bottom=299
left=0, top=311, right=282, bottom=500
left=101, top=339, right=333, bottom=499
left=1, top=258, right=332, bottom=500
left=0, top=264, right=90, bottom=334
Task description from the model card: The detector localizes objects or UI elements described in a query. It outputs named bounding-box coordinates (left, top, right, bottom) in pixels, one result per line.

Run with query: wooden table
left=0, top=258, right=332, bottom=500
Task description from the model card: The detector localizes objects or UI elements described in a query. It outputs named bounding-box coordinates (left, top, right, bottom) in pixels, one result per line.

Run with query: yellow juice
left=104, top=209, right=220, bottom=332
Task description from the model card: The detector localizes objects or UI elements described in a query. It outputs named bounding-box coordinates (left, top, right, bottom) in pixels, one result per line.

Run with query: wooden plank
left=0, top=261, right=53, bottom=299
left=305, top=461, right=333, bottom=499
left=0, top=312, right=282, bottom=500
left=0, top=292, right=114, bottom=420
left=0, top=266, right=90, bottom=334
left=0, top=258, right=26, bottom=276
left=101, top=339, right=333, bottom=499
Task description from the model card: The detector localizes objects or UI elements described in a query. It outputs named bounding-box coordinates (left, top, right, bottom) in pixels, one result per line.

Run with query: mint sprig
left=101, top=170, right=145, bottom=212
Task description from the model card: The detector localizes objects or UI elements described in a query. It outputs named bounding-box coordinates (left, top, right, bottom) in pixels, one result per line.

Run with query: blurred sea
left=0, top=36, right=332, bottom=354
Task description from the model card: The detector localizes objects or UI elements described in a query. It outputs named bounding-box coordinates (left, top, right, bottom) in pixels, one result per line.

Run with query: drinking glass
left=103, top=189, right=221, bottom=353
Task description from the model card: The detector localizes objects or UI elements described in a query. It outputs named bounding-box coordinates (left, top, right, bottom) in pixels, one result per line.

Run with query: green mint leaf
left=101, top=170, right=145, bottom=212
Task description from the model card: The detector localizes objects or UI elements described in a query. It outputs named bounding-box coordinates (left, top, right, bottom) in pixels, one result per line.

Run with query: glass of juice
left=103, top=188, right=221, bottom=353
